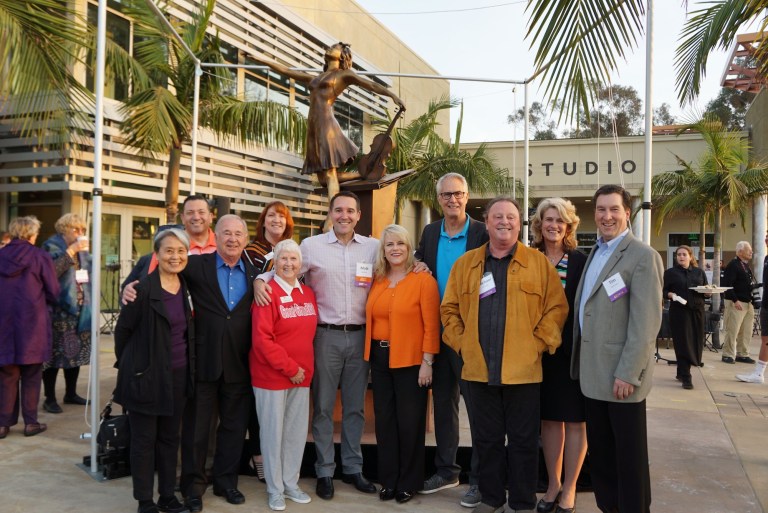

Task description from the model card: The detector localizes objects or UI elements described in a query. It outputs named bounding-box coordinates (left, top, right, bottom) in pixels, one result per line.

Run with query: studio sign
left=529, top=160, right=637, bottom=176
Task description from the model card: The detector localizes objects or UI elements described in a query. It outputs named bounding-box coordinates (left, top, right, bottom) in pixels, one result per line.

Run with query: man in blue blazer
left=571, top=185, right=663, bottom=513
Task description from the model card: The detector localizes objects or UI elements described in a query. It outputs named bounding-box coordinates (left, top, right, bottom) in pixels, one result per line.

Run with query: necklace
left=546, top=252, right=565, bottom=266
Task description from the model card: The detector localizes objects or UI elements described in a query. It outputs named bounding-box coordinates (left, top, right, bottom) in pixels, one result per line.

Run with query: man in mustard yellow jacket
left=441, top=196, right=567, bottom=513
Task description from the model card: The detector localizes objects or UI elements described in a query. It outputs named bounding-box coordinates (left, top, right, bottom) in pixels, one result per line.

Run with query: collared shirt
left=148, top=229, right=217, bottom=273
left=215, top=253, right=247, bottom=311
left=300, top=230, right=379, bottom=325
left=274, top=274, right=303, bottom=296
left=579, top=228, right=629, bottom=329
left=436, top=217, right=470, bottom=299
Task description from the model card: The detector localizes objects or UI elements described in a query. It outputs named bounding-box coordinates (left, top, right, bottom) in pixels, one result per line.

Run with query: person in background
left=0, top=216, right=59, bottom=438
left=365, top=225, right=440, bottom=504
left=530, top=198, right=588, bottom=513
left=242, top=201, right=295, bottom=482
left=250, top=239, right=317, bottom=511
left=663, top=245, right=708, bottom=390
left=0, top=231, right=10, bottom=249
left=737, top=232, right=768, bottom=384
left=41, top=214, right=92, bottom=414
left=114, top=228, right=194, bottom=513
left=721, top=241, right=757, bottom=365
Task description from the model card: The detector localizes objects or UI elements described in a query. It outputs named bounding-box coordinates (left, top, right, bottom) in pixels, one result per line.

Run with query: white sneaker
left=736, top=372, right=765, bottom=384
left=284, top=487, right=312, bottom=504
left=268, top=493, right=286, bottom=511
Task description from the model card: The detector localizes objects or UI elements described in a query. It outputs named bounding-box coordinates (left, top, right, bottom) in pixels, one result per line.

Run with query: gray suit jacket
left=570, top=232, right=663, bottom=403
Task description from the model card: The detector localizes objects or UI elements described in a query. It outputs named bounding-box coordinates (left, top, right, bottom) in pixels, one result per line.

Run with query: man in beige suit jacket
left=571, top=185, right=663, bottom=513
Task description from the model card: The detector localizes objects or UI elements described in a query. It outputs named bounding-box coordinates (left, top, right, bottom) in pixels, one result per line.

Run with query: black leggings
left=42, top=367, right=81, bottom=401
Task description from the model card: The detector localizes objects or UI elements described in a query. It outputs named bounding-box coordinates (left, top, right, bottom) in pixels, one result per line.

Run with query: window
left=87, top=3, right=131, bottom=101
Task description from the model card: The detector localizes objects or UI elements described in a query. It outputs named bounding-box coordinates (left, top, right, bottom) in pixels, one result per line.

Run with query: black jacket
left=415, top=216, right=489, bottom=273
left=114, top=271, right=195, bottom=415
left=722, top=257, right=755, bottom=302
left=663, top=264, right=708, bottom=310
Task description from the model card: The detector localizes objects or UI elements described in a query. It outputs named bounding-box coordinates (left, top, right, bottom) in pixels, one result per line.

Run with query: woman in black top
left=114, top=228, right=194, bottom=513
left=662, top=245, right=708, bottom=390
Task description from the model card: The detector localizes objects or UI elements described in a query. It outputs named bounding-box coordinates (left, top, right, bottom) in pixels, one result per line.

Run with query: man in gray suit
left=571, top=185, right=663, bottom=513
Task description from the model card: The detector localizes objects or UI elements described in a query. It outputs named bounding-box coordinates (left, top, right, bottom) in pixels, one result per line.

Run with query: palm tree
left=525, top=0, right=768, bottom=120
left=384, top=98, right=513, bottom=225
left=118, top=0, right=305, bottom=223
left=650, top=115, right=768, bottom=310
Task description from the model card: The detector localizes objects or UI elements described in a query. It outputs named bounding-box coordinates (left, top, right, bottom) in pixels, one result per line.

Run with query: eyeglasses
left=438, top=191, right=467, bottom=200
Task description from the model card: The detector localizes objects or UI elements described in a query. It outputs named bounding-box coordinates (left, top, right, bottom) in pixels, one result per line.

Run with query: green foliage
left=703, top=88, right=754, bottom=130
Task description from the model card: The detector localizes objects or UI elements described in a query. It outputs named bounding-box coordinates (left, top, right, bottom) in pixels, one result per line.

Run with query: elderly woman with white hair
left=250, top=239, right=318, bottom=511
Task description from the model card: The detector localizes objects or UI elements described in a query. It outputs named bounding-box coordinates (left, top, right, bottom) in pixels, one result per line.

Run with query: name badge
left=280, top=295, right=292, bottom=304
left=355, top=262, right=373, bottom=288
left=479, top=272, right=496, bottom=299
left=75, top=269, right=89, bottom=284
left=265, top=251, right=274, bottom=262
left=603, top=272, right=628, bottom=301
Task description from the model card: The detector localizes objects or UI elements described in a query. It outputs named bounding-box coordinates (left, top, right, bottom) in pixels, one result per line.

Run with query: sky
left=353, top=0, right=734, bottom=143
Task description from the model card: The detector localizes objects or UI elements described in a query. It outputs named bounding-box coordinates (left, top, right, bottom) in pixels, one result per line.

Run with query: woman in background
left=531, top=198, right=588, bottom=513
left=114, top=228, right=194, bottom=513
left=41, top=213, right=92, bottom=413
left=0, top=216, right=59, bottom=438
left=364, top=224, right=440, bottom=504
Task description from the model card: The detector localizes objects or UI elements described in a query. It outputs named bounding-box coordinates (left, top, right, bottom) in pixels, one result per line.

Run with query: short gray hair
left=8, top=216, right=41, bottom=241
left=736, top=240, right=751, bottom=253
left=436, top=173, right=468, bottom=196
left=154, top=228, right=190, bottom=253
left=215, top=214, right=248, bottom=235
left=273, top=239, right=301, bottom=266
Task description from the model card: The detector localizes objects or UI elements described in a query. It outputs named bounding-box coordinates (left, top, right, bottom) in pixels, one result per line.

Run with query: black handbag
left=97, top=399, right=130, bottom=453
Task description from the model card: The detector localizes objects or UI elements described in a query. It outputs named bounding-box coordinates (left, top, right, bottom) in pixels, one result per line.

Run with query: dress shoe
left=43, top=399, right=63, bottom=414
left=184, top=496, right=202, bottom=513
left=395, top=491, right=415, bottom=503
left=24, top=423, right=47, bottom=437
left=536, top=492, right=561, bottom=513
left=138, top=501, right=159, bottom=513
left=0, top=426, right=8, bottom=439
left=682, top=379, right=694, bottom=390
left=722, top=356, right=735, bottom=364
left=736, top=356, right=757, bottom=364
left=63, top=394, right=90, bottom=405
left=341, top=472, right=377, bottom=493
left=555, top=506, right=575, bottom=513
left=213, top=488, right=245, bottom=505
left=157, top=495, right=188, bottom=513
left=379, top=488, right=395, bottom=501
left=316, top=477, right=334, bottom=500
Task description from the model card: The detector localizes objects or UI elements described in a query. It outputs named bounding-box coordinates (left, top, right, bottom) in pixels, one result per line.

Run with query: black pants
left=468, top=381, right=539, bottom=510
left=180, top=378, right=250, bottom=497
left=42, top=366, right=80, bottom=401
left=370, top=344, right=427, bottom=492
left=584, top=397, right=651, bottom=513
left=130, top=367, right=187, bottom=501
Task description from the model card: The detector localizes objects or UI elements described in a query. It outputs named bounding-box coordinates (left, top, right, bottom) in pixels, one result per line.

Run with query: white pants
left=254, top=387, right=310, bottom=495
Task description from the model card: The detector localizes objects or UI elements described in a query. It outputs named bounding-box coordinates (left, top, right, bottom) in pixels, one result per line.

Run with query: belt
left=318, top=323, right=364, bottom=332
left=372, top=339, right=390, bottom=348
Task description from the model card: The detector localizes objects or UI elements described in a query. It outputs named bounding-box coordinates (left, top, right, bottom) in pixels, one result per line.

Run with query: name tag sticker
left=265, top=251, right=274, bottom=262
left=603, top=273, right=628, bottom=302
left=479, top=272, right=496, bottom=299
left=280, top=295, right=292, bottom=304
left=355, top=262, right=373, bottom=288
left=75, top=269, right=89, bottom=284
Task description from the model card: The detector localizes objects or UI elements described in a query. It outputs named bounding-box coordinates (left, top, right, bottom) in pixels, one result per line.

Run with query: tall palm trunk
left=165, top=146, right=182, bottom=224
left=712, top=208, right=723, bottom=312
left=699, top=219, right=706, bottom=269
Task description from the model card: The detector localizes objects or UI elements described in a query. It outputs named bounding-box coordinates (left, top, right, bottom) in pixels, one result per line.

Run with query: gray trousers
left=311, top=327, right=369, bottom=478
left=254, top=386, right=309, bottom=495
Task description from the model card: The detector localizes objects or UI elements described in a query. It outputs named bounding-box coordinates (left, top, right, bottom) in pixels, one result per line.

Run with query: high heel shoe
left=536, top=491, right=561, bottom=513
left=555, top=504, right=575, bottom=513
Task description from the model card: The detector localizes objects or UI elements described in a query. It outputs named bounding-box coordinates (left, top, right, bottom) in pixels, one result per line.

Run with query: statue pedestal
left=316, top=169, right=415, bottom=237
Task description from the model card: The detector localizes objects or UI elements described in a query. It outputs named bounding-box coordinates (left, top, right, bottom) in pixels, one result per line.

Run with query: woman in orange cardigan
left=365, top=224, right=440, bottom=504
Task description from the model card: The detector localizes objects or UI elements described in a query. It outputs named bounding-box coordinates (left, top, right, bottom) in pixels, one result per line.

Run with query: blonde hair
left=530, top=197, right=580, bottom=252
left=374, top=224, right=415, bottom=279
left=8, top=216, right=41, bottom=241
left=54, top=213, right=86, bottom=235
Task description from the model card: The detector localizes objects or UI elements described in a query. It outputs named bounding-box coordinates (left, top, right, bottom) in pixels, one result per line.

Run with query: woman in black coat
left=114, top=228, right=195, bottom=513
left=663, top=245, right=708, bottom=390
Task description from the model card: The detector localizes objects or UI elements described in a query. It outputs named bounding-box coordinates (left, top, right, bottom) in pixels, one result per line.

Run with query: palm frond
left=120, top=86, right=190, bottom=153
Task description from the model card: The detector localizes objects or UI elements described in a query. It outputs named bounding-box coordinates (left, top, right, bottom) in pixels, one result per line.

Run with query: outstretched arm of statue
left=248, top=54, right=313, bottom=85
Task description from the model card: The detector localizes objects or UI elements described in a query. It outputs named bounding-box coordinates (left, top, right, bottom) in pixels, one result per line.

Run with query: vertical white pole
left=190, top=62, right=201, bottom=195
left=523, top=81, right=530, bottom=246
left=89, top=0, right=108, bottom=473
left=642, top=0, right=654, bottom=245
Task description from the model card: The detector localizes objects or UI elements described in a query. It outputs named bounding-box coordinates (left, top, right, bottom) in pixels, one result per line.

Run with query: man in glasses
left=415, top=172, right=488, bottom=508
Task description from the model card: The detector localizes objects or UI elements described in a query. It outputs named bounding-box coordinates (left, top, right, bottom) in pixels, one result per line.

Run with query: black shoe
left=537, top=492, right=561, bottom=513
left=213, top=488, right=244, bottom=505
left=184, top=497, right=202, bottom=513
left=736, top=356, right=757, bottom=364
left=157, top=495, right=188, bottom=513
left=138, top=502, right=159, bottom=513
left=379, top=488, right=395, bottom=501
left=63, top=394, right=90, bottom=405
left=341, top=472, right=377, bottom=493
left=43, top=399, right=63, bottom=414
left=555, top=506, right=575, bottom=513
left=682, top=380, right=694, bottom=390
left=722, top=356, right=735, bottom=364
left=395, top=491, right=415, bottom=503
left=316, top=477, right=334, bottom=500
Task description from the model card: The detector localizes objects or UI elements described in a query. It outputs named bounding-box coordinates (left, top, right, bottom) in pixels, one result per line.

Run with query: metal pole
left=89, top=0, right=108, bottom=473
left=190, top=62, right=201, bottom=195
left=523, top=81, right=530, bottom=246
left=642, top=0, right=654, bottom=245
